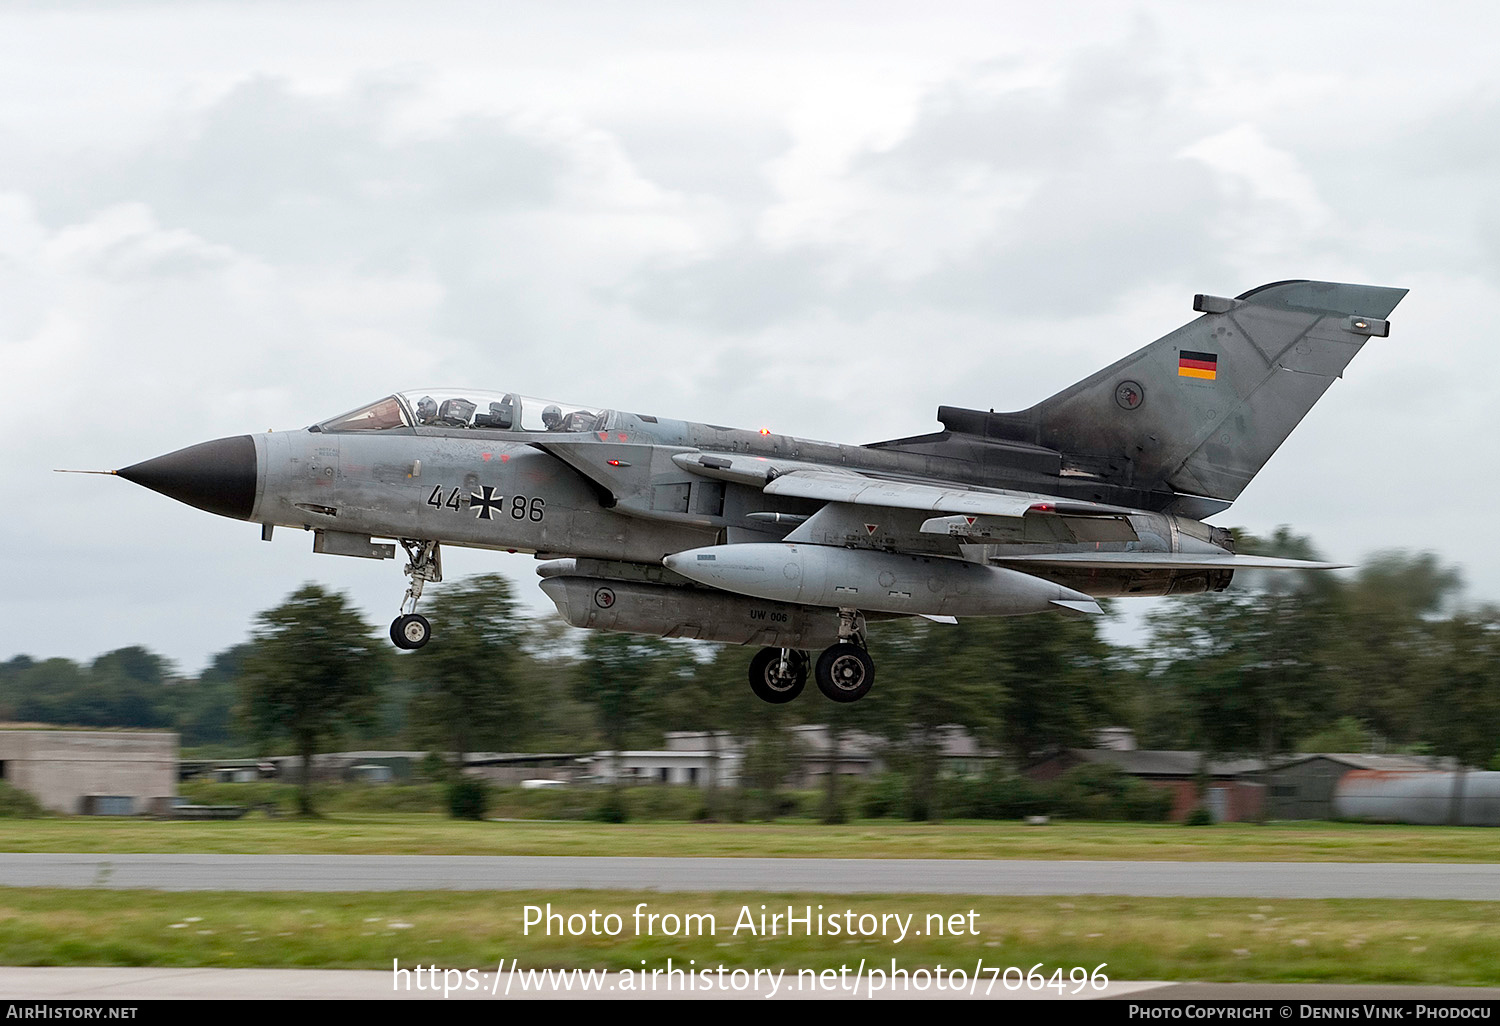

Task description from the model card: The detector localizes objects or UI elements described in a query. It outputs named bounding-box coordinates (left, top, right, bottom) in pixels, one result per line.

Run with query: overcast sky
left=5, top=1, right=1498, bottom=675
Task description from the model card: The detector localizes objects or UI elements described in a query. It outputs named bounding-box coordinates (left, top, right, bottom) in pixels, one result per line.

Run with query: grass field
left=0, top=888, right=1494, bottom=985
left=2, top=814, right=1498, bottom=861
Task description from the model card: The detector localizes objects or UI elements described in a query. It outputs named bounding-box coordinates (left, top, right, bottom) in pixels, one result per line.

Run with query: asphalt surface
left=3, top=854, right=1498, bottom=898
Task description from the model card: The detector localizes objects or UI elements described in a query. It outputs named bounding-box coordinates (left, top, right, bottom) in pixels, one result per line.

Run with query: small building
left=0, top=728, right=177, bottom=815
left=581, top=746, right=743, bottom=787
left=573, top=726, right=997, bottom=790
left=783, top=724, right=1001, bottom=786
left=1025, top=748, right=1266, bottom=823
left=1095, top=727, right=1138, bottom=752
left=1262, top=754, right=1446, bottom=821
left=782, top=725, right=880, bottom=787
left=462, top=753, right=587, bottom=786
left=349, top=763, right=395, bottom=784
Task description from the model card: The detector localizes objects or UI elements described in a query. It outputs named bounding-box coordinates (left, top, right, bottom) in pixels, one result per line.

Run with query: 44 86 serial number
left=427, top=485, right=545, bottom=522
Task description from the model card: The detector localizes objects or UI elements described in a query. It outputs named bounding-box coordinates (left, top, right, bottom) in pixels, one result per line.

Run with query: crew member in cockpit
left=541, top=404, right=564, bottom=431
left=415, top=396, right=439, bottom=426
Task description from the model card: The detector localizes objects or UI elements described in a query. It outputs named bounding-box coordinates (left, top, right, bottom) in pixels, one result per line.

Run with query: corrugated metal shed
left=1263, top=754, right=1454, bottom=820
left=1335, top=770, right=1500, bottom=826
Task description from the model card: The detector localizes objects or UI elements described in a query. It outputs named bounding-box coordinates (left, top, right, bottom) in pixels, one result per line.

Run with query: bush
left=0, top=781, right=45, bottom=818
left=774, top=791, right=809, bottom=818
left=420, top=751, right=456, bottom=783
left=740, top=788, right=776, bottom=821
left=1051, top=764, right=1173, bottom=823
left=179, top=780, right=448, bottom=814
left=858, top=773, right=909, bottom=818
left=820, top=793, right=848, bottom=824
left=1184, top=805, right=1215, bottom=826
left=179, top=780, right=303, bottom=813
left=935, top=776, right=980, bottom=819
left=629, top=785, right=695, bottom=820
left=333, top=783, right=447, bottom=812
left=1118, top=783, right=1175, bottom=822
left=855, top=765, right=1172, bottom=823
left=481, top=784, right=754, bottom=822
left=446, top=778, right=490, bottom=820
left=592, top=792, right=629, bottom=823
left=973, top=774, right=1055, bottom=820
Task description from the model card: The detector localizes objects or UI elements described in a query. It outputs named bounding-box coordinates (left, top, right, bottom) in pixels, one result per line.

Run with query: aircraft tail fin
left=937, top=280, right=1407, bottom=504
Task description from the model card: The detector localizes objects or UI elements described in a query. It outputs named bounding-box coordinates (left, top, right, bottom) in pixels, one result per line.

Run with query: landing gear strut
left=390, top=539, right=441, bottom=650
left=747, top=610, right=877, bottom=704
left=748, top=647, right=808, bottom=704
left=815, top=609, right=874, bottom=703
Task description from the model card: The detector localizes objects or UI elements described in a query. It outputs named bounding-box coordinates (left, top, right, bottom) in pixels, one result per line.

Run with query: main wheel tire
left=815, top=642, right=875, bottom=702
left=748, top=647, right=807, bottom=704
left=390, top=613, right=432, bottom=650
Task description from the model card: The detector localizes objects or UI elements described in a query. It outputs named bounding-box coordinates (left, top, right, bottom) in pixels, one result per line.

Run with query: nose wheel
left=391, top=613, right=432, bottom=650
left=389, top=539, right=441, bottom=650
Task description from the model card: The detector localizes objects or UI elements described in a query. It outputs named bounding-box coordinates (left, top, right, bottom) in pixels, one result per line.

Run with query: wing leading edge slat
left=763, top=470, right=1040, bottom=518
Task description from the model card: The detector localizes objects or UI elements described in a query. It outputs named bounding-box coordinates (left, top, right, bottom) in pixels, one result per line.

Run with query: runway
left=3, top=854, right=1498, bottom=898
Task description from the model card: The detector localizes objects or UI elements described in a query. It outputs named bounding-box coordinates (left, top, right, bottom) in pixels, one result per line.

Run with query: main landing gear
left=748, top=609, right=875, bottom=704
left=748, top=647, right=808, bottom=704
left=390, top=539, right=441, bottom=650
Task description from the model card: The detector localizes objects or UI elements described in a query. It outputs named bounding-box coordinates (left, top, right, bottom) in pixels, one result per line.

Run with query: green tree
left=656, top=644, right=756, bottom=820
left=91, top=646, right=169, bottom=687
left=12, top=658, right=87, bottom=725
left=1141, top=527, right=1342, bottom=818
left=1145, top=591, right=1334, bottom=818
left=1419, top=608, right=1500, bottom=824
left=990, top=612, right=1114, bottom=763
left=178, top=644, right=253, bottom=748
left=403, top=574, right=532, bottom=765
left=572, top=631, right=683, bottom=806
left=1321, top=552, right=1462, bottom=744
left=866, top=619, right=1007, bottom=821
left=517, top=618, right=596, bottom=750
left=238, top=584, right=388, bottom=815
left=737, top=698, right=804, bottom=821
left=84, top=646, right=173, bottom=728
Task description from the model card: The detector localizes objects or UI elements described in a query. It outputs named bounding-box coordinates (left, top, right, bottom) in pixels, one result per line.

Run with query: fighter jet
left=102, top=279, right=1406, bottom=704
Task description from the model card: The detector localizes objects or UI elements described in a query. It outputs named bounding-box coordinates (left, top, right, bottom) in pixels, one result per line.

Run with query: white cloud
left=4, top=2, right=1500, bottom=671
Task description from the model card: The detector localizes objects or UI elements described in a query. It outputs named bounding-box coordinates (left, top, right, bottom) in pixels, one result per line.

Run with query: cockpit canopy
left=316, top=390, right=610, bottom=434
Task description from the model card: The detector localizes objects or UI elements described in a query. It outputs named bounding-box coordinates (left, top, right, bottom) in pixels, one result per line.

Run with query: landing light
left=759, top=427, right=771, bottom=435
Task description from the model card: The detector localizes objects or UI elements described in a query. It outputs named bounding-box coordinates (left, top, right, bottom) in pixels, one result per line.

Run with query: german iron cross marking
left=469, top=486, right=503, bottom=520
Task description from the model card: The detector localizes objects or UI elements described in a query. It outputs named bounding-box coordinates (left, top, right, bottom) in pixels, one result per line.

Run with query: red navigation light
left=607, top=460, right=623, bottom=467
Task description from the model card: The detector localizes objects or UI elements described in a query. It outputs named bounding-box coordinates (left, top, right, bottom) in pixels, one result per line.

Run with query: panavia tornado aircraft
left=100, top=279, right=1406, bottom=704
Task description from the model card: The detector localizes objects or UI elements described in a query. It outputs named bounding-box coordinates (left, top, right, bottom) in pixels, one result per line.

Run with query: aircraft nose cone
left=118, top=435, right=258, bottom=521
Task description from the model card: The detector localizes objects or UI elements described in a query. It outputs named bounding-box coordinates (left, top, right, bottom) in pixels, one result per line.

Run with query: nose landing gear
left=390, top=539, right=441, bottom=650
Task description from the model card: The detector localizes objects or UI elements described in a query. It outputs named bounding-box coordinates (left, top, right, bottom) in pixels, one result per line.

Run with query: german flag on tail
left=1178, top=350, right=1218, bottom=380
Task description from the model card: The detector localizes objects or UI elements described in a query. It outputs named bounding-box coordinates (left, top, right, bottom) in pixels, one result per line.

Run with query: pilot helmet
left=541, top=404, right=563, bottom=429
left=415, top=396, right=438, bottom=424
